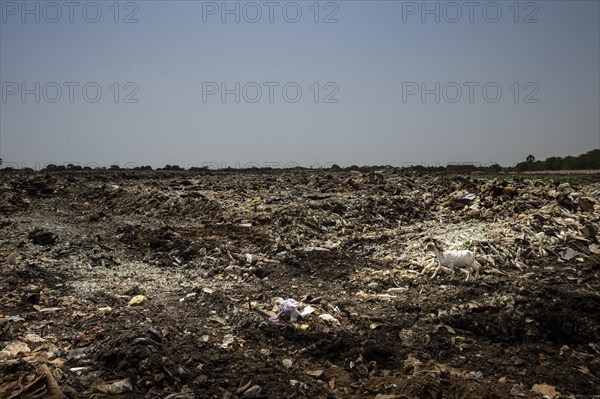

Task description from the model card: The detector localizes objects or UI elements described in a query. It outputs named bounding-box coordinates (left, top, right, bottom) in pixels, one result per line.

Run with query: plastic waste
left=319, top=314, right=341, bottom=325
left=128, top=295, right=147, bottom=306
left=0, top=341, right=31, bottom=360
left=268, top=299, right=314, bottom=323
left=94, top=378, right=133, bottom=394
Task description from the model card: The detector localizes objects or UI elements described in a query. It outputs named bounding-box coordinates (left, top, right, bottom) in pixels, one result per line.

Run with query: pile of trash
left=1, top=170, right=599, bottom=398
left=2, top=171, right=598, bottom=275
left=406, top=178, right=600, bottom=273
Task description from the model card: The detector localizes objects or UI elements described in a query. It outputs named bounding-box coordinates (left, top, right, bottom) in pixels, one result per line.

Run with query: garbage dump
left=1, top=170, right=599, bottom=398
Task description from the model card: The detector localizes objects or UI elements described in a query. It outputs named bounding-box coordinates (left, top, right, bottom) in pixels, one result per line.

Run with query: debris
left=509, top=384, right=527, bottom=396
left=0, top=364, right=68, bottom=399
left=560, top=248, right=583, bottom=261
left=531, top=383, right=559, bottom=398
left=454, top=193, right=477, bottom=205
left=128, top=294, right=148, bottom=306
left=66, top=347, right=87, bottom=360
left=69, top=367, right=91, bottom=374
left=387, top=287, right=409, bottom=294
left=221, top=334, right=235, bottom=348
left=578, top=196, right=595, bottom=212
left=6, top=252, right=18, bottom=265
left=268, top=298, right=313, bottom=323
left=40, top=364, right=68, bottom=399
left=32, top=305, right=62, bottom=312
left=236, top=377, right=252, bottom=394
left=24, top=333, right=46, bottom=343
left=306, top=370, right=324, bottom=378
left=94, top=378, right=133, bottom=394
left=289, top=379, right=307, bottom=389
left=589, top=244, right=600, bottom=254
left=163, top=391, right=196, bottom=399
left=242, top=385, right=261, bottom=397
left=1, top=171, right=599, bottom=398
left=3, top=315, right=25, bottom=322
left=0, top=341, right=31, bottom=360
left=319, top=314, right=340, bottom=325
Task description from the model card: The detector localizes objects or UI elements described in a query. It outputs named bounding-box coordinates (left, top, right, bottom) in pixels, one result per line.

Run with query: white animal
left=425, top=241, right=479, bottom=281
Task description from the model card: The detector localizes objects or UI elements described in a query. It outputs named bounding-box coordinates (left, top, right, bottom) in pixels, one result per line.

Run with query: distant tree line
left=2, top=151, right=598, bottom=173
left=513, top=150, right=600, bottom=172
left=40, top=164, right=172, bottom=171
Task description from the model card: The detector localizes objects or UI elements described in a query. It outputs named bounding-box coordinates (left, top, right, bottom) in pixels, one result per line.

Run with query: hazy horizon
left=1, top=1, right=599, bottom=169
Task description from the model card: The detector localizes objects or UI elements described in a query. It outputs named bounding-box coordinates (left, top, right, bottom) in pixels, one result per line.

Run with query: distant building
left=446, top=163, right=478, bottom=174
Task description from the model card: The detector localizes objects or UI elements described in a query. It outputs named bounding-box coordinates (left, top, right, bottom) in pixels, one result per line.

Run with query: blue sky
left=1, top=0, right=599, bottom=168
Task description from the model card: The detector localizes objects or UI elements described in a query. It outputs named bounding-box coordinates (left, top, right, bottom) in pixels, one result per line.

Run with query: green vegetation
left=160, top=165, right=185, bottom=171
left=475, top=174, right=592, bottom=186
left=513, top=150, right=600, bottom=172
left=520, top=175, right=592, bottom=186
left=4, top=150, right=598, bottom=174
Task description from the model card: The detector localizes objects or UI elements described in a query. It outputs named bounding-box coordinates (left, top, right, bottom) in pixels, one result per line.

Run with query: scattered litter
left=180, top=292, right=197, bottom=302
left=290, top=379, right=307, bottom=389
left=6, top=252, right=18, bottom=265
left=387, top=287, right=409, bottom=294
left=93, top=378, right=133, bottom=394
left=237, top=377, right=253, bottom=394
left=69, top=367, right=91, bottom=374
left=221, top=334, right=235, bottom=348
left=268, top=298, right=313, bottom=323
left=319, top=314, right=340, bottom=325
left=128, top=294, right=148, bottom=306
left=0, top=341, right=31, bottom=360
left=24, top=333, right=46, bottom=343
left=531, top=383, right=559, bottom=398
left=306, top=370, right=324, bottom=378
left=509, top=384, right=526, bottom=397
left=589, top=244, right=600, bottom=254
left=454, top=193, right=477, bottom=205
left=1, top=170, right=598, bottom=398
left=32, top=305, right=62, bottom=312
left=3, top=315, right=25, bottom=322
left=66, top=347, right=87, bottom=360
left=560, top=247, right=583, bottom=261
left=242, top=385, right=261, bottom=397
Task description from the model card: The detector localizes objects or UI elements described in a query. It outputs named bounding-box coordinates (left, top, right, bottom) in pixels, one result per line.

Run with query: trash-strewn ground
left=1, top=170, right=599, bottom=399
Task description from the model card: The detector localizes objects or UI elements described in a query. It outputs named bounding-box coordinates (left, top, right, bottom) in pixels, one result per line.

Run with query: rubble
left=0, top=170, right=599, bottom=398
